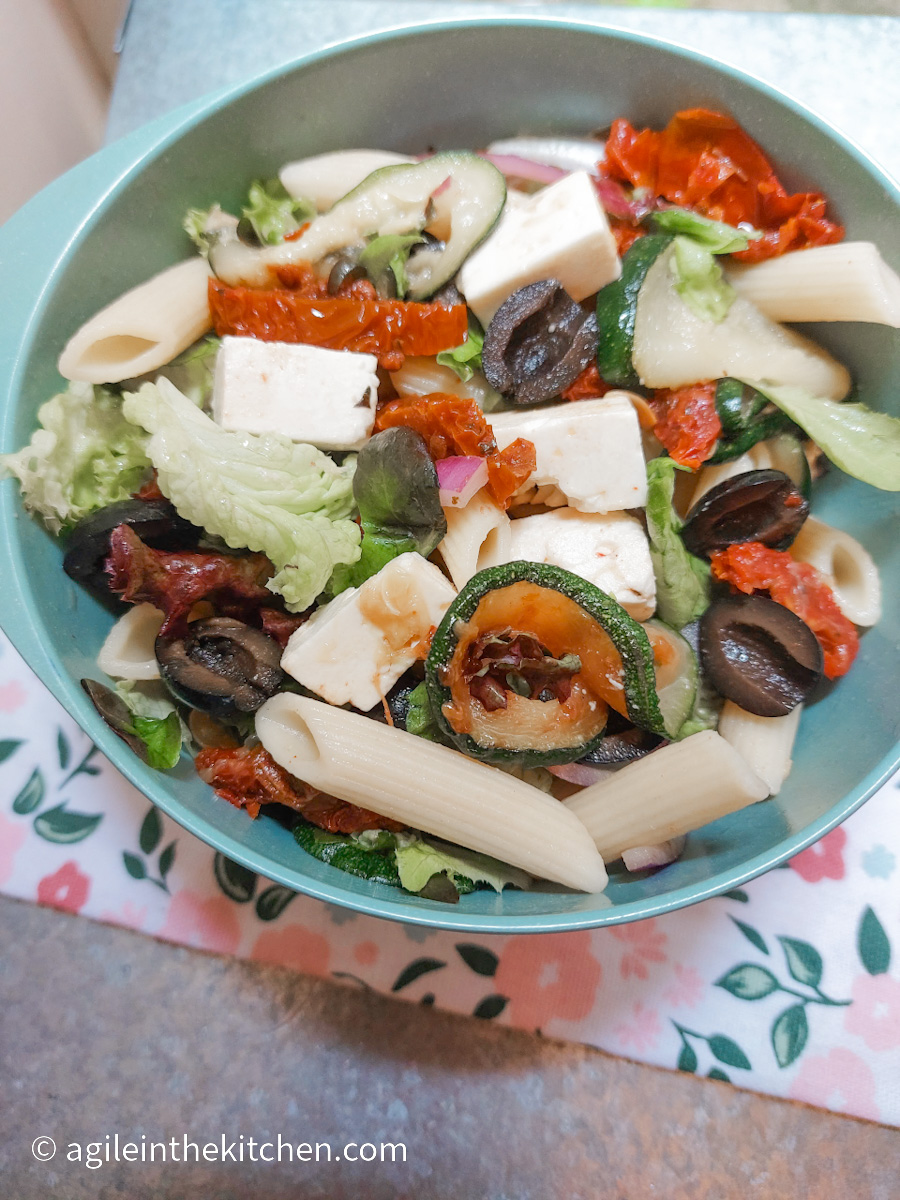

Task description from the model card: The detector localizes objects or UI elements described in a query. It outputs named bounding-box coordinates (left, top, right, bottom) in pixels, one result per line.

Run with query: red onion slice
left=621, top=836, right=687, bottom=872
left=479, top=153, right=568, bottom=186
left=437, top=456, right=488, bottom=508
left=548, top=762, right=616, bottom=787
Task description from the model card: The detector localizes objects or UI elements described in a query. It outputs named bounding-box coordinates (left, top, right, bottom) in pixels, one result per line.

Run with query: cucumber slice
left=644, top=620, right=698, bottom=739
left=632, top=244, right=852, bottom=400
left=595, top=234, right=672, bottom=388
left=755, top=432, right=812, bottom=499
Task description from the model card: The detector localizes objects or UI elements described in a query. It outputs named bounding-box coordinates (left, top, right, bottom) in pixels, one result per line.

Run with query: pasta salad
left=4, top=107, right=899, bottom=901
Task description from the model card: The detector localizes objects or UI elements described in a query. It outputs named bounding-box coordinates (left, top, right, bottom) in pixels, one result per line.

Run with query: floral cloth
left=1, top=628, right=898, bottom=1125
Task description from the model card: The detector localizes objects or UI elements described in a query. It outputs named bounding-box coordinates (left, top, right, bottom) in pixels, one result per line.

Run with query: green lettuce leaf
left=241, top=179, right=315, bottom=246
left=437, top=323, right=485, bottom=382
left=670, top=236, right=736, bottom=323
left=394, top=837, right=531, bottom=895
left=0, top=382, right=151, bottom=533
left=405, top=681, right=448, bottom=743
left=652, top=207, right=758, bottom=254
left=646, top=457, right=710, bottom=628
left=122, top=377, right=360, bottom=611
left=739, top=381, right=900, bottom=491
left=156, top=336, right=220, bottom=407
left=113, top=681, right=184, bottom=769
left=359, top=233, right=426, bottom=299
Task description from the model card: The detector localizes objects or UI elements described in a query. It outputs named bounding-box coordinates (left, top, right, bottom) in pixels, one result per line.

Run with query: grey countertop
left=4, top=5, right=899, bottom=1196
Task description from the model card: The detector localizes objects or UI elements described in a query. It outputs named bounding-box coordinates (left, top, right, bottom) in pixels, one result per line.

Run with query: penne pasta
left=389, top=356, right=500, bottom=412
left=789, top=516, right=882, bottom=626
left=564, top=731, right=769, bottom=861
left=256, top=694, right=608, bottom=893
left=717, top=701, right=802, bottom=796
left=97, top=603, right=164, bottom=680
left=727, top=242, right=900, bottom=327
left=438, top=489, right=511, bottom=590
left=58, top=258, right=213, bottom=385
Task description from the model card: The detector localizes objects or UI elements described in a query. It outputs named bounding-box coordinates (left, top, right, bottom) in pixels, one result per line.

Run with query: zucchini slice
left=425, top=561, right=665, bottom=766
left=595, top=234, right=672, bottom=388
left=643, top=619, right=698, bottom=739
left=212, top=152, right=506, bottom=295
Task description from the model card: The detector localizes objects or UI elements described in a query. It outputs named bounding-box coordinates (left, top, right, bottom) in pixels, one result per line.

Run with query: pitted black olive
left=699, top=594, right=823, bottom=717
left=481, top=279, right=599, bottom=405
left=156, top=617, right=284, bottom=720
left=579, top=727, right=664, bottom=766
left=327, top=254, right=367, bottom=294
left=682, top=470, right=809, bottom=558
left=64, top=500, right=199, bottom=601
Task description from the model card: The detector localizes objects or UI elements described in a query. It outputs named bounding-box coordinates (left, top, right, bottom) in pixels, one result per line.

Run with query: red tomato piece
left=560, top=362, right=613, bottom=402
left=650, top=383, right=721, bottom=470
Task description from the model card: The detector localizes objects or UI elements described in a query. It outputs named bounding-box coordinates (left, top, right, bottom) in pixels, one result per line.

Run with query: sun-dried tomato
left=195, top=743, right=404, bottom=832
left=373, top=393, right=536, bottom=507
left=560, top=361, right=613, bottom=402
left=208, top=278, right=467, bottom=368
left=608, top=220, right=647, bottom=258
left=133, top=471, right=165, bottom=502
left=603, top=108, right=844, bottom=263
left=259, top=607, right=308, bottom=648
left=650, top=382, right=721, bottom=469
left=710, top=542, right=859, bottom=679
left=106, top=525, right=274, bottom=637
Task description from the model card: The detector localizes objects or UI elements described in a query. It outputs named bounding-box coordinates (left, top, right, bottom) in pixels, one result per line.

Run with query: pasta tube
left=789, top=516, right=881, bottom=626
left=256, top=694, right=608, bottom=893
left=58, top=258, right=212, bottom=384
left=717, top=701, right=802, bottom=795
left=438, top=489, right=511, bottom=590
left=564, top=731, right=769, bottom=861
left=97, top=603, right=164, bottom=680
left=727, top=243, right=900, bottom=327
left=390, top=356, right=499, bottom=411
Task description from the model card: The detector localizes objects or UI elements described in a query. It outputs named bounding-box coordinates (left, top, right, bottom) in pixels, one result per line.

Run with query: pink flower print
left=788, top=1048, right=880, bottom=1122
left=789, top=827, right=846, bottom=882
left=494, top=931, right=602, bottom=1029
left=158, top=890, right=241, bottom=955
left=99, top=901, right=149, bottom=931
left=611, top=918, right=667, bottom=980
left=0, top=813, right=27, bottom=887
left=662, top=964, right=705, bottom=1009
left=251, top=924, right=331, bottom=976
left=0, top=680, right=27, bottom=712
left=353, top=941, right=378, bottom=967
left=36, top=860, right=91, bottom=914
left=613, top=1002, right=662, bottom=1053
left=845, top=973, right=900, bottom=1052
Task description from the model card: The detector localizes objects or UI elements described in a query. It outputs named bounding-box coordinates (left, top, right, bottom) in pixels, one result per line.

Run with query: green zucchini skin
left=595, top=234, right=672, bottom=389
left=425, top=561, right=666, bottom=767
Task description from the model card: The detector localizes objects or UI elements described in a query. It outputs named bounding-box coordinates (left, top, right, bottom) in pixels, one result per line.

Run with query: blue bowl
left=1, top=21, right=897, bottom=932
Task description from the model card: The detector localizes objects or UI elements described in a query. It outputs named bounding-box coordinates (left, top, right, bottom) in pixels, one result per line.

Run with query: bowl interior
left=2, top=21, right=898, bottom=932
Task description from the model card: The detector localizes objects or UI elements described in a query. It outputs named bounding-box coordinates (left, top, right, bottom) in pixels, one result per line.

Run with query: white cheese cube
left=504, top=509, right=656, bottom=620
left=280, top=553, right=456, bottom=711
left=458, top=171, right=621, bottom=325
left=490, top=394, right=647, bottom=514
left=212, top=336, right=379, bottom=451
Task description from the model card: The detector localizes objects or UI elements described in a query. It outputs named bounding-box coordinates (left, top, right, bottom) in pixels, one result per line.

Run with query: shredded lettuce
left=653, top=207, right=758, bottom=254
left=359, top=233, right=426, bottom=299
left=241, top=178, right=315, bottom=246
left=121, top=378, right=360, bottom=611
left=739, top=381, right=900, bottom=491
left=394, top=837, right=531, bottom=895
left=0, top=382, right=151, bottom=533
left=670, top=236, right=736, bottom=323
left=645, top=457, right=710, bottom=628
left=437, top=323, right=485, bottom=382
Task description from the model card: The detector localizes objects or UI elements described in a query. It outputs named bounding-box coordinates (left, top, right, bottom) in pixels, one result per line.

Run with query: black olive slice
left=64, top=500, right=199, bottom=600
left=578, top=727, right=664, bottom=766
left=682, top=470, right=809, bottom=558
left=81, top=678, right=150, bottom=763
left=327, top=255, right=367, bottom=294
left=700, top=594, right=823, bottom=717
left=156, top=617, right=284, bottom=720
left=481, top=279, right=598, bottom=406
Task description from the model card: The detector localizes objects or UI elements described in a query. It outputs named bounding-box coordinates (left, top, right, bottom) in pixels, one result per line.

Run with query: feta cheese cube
left=212, top=336, right=379, bottom=451
left=281, top=553, right=456, bottom=711
left=490, top=394, right=647, bottom=513
left=504, top=508, right=656, bottom=620
left=458, top=171, right=621, bottom=325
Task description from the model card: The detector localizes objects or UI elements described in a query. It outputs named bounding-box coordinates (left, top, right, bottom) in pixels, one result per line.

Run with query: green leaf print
left=707, top=1035, right=751, bottom=1070
left=771, top=1004, right=809, bottom=1068
left=33, top=803, right=103, bottom=843
left=123, top=852, right=146, bottom=880
left=730, top=917, right=769, bottom=955
left=139, top=806, right=163, bottom=855
left=473, top=995, right=508, bottom=1020
left=255, top=884, right=296, bottom=922
left=707, top=1069, right=730, bottom=1083
left=778, top=937, right=823, bottom=988
left=12, top=768, right=45, bottom=815
left=158, top=842, right=177, bottom=879
left=56, top=729, right=71, bottom=771
left=214, top=853, right=258, bottom=903
left=857, top=906, right=891, bottom=976
left=677, top=1043, right=698, bottom=1074
left=391, top=958, right=447, bottom=993
left=716, top=964, right=779, bottom=1001
left=455, top=944, right=499, bottom=977
left=0, top=739, right=24, bottom=764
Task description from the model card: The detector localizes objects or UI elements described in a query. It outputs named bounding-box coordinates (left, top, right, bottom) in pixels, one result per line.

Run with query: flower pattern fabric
left=1, top=627, right=898, bottom=1126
